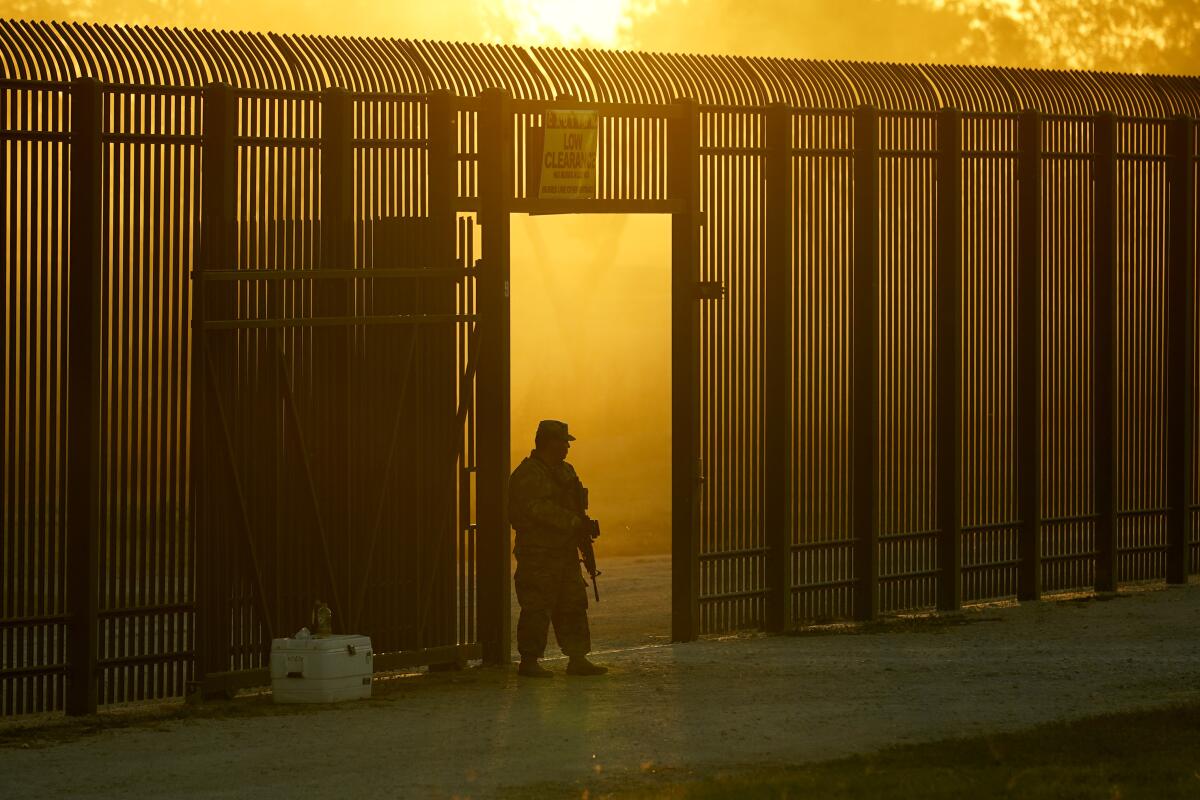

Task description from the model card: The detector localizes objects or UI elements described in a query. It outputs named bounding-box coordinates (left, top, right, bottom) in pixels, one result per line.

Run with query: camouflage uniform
left=508, top=451, right=591, bottom=660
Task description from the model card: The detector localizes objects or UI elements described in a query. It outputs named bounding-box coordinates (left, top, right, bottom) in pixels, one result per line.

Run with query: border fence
left=2, top=20, right=1197, bottom=717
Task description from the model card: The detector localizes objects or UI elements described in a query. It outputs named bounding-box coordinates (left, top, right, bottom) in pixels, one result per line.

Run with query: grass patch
left=510, top=701, right=1200, bottom=799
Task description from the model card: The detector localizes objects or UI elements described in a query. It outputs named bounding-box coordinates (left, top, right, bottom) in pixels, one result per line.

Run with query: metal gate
left=191, top=86, right=479, bottom=693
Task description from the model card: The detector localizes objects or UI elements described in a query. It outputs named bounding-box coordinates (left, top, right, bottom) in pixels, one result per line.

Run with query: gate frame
left=473, top=91, right=706, bottom=660
left=189, top=84, right=481, bottom=697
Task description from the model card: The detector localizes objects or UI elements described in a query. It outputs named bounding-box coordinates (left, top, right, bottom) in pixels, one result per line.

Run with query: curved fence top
left=1, top=18, right=1198, bottom=115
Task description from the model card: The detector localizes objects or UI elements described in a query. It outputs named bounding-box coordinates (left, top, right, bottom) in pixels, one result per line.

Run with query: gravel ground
left=2, top=555, right=1198, bottom=799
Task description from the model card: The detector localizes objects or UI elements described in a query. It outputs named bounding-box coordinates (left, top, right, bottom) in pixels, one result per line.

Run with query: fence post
left=764, top=102, right=794, bottom=631
left=1093, top=110, right=1118, bottom=593
left=321, top=88, right=355, bottom=265
left=477, top=87, right=513, bottom=665
left=65, top=76, right=102, bottom=716
left=425, top=88, right=458, bottom=645
left=852, top=105, right=880, bottom=621
left=194, top=82, right=237, bottom=683
left=669, top=97, right=702, bottom=642
left=1166, top=115, right=1196, bottom=584
left=1017, top=108, right=1043, bottom=601
left=320, top=86, right=354, bottom=626
left=936, top=107, right=963, bottom=612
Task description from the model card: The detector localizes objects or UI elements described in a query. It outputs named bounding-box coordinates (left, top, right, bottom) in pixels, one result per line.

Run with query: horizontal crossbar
left=510, top=98, right=684, bottom=119
left=201, top=312, right=476, bottom=330
left=197, top=268, right=471, bottom=281
left=510, top=198, right=686, bottom=214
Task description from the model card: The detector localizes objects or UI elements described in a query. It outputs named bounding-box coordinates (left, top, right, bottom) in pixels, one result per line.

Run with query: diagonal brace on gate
left=203, top=348, right=276, bottom=643
left=274, top=344, right=349, bottom=623
left=414, top=324, right=480, bottom=647
left=348, top=328, right=420, bottom=630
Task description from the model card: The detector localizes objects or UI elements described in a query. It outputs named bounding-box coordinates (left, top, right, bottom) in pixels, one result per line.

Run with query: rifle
left=573, top=479, right=602, bottom=602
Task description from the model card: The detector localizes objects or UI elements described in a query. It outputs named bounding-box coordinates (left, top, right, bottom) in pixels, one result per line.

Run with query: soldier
left=508, top=420, right=608, bottom=677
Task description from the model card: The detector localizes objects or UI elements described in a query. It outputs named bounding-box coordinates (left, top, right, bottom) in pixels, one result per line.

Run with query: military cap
left=536, top=419, right=576, bottom=441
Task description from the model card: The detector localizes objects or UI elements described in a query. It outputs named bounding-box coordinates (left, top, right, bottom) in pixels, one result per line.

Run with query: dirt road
left=2, top=556, right=1198, bottom=798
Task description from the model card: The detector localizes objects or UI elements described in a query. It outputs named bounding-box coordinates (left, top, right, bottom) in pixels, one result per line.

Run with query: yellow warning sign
left=538, top=109, right=598, bottom=200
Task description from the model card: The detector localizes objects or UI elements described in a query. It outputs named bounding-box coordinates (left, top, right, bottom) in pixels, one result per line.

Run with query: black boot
left=566, top=656, right=608, bottom=676
left=518, top=658, right=553, bottom=678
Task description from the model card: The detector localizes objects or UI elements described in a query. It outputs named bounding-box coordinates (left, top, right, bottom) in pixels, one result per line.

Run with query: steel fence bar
left=698, top=146, right=764, bottom=157
left=97, top=603, right=192, bottom=617
left=698, top=588, right=770, bottom=603
left=700, top=546, right=771, bottom=561
left=427, top=88, right=462, bottom=647
left=0, top=614, right=73, bottom=629
left=65, top=76, right=102, bottom=717
left=1044, top=513, right=1099, bottom=524
left=476, top=87, right=512, bottom=665
left=0, top=130, right=70, bottom=142
left=962, top=111, right=1016, bottom=120
left=0, top=78, right=70, bottom=90
left=1167, top=115, right=1196, bottom=583
left=102, top=83, right=200, bottom=97
left=320, top=87, right=355, bottom=635
left=791, top=148, right=853, bottom=158
left=966, top=521, right=1022, bottom=531
left=102, top=133, right=198, bottom=145
left=852, top=104, right=880, bottom=621
left=791, top=578, right=859, bottom=591
left=512, top=98, right=679, bottom=119
left=1116, top=507, right=1171, bottom=517
left=1, top=665, right=69, bottom=679
left=879, top=149, right=936, bottom=158
left=964, top=559, right=1022, bottom=570
left=352, top=91, right=427, bottom=102
left=791, top=108, right=855, bottom=117
left=237, top=88, right=322, bottom=100
left=1043, top=550, right=1097, bottom=562
left=508, top=198, right=684, bottom=214
left=235, top=136, right=320, bottom=147
left=963, top=150, right=1018, bottom=158
left=880, top=569, right=941, bottom=581
left=196, top=268, right=471, bottom=280
left=194, top=81, right=237, bottom=681
left=1017, top=108, right=1043, bottom=601
left=792, top=539, right=858, bottom=550
left=1121, top=544, right=1173, bottom=555
left=354, top=138, right=426, bottom=149
left=1094, top=110, right=1119, bottom=592
left=880, top=110, right=938, bottom=119
left=764, top=102, right=792, bottom=631
left=936, top=106, right=963, bottom=612
left=1117, top=153, right=1169, bottom=163
left=880, top=530, right=939, bottom=540
left=670, top=97, right=702, bottom=642
left=97, top=652, right=194, bottom=667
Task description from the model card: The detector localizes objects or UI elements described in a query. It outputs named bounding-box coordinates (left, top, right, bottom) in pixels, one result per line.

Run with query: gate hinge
left=695, top=281, right=725, bottom=300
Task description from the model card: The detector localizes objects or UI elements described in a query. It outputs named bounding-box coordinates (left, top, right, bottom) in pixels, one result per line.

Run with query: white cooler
left=270, top=634, right=373, bottom=703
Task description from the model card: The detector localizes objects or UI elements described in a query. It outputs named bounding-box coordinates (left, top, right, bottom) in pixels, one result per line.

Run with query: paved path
left=2, top=558, right=1198, bottom=798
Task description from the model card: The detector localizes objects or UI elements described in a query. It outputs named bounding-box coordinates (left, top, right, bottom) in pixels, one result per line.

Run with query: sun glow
left=484, top=0, right=669, bottom=48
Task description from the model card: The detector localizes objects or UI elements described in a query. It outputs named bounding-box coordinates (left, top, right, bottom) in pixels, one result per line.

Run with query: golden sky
left=6, top=0, right=1199, bottom=73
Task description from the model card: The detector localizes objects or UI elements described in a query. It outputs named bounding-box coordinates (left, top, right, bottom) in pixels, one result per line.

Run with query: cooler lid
left=270, top=634, right=372, bottom=653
